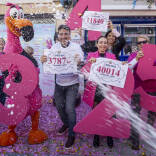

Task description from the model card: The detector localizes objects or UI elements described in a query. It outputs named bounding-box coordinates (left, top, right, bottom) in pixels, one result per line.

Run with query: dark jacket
left=81, top=36, right=126, bottom=60
left=111, top=36, right=126, bottom=59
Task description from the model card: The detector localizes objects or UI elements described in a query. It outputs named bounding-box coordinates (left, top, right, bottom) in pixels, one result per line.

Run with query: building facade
left=101, top=0, right=156, bottom=59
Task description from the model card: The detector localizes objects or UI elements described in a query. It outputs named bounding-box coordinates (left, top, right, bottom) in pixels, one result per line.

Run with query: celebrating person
left=127, top=35, right=156, bottom=150
left=41, top=24, right=84, bottom=148
left=0, top=38, right=5, bottom=55
left=82, top=36, right=116, bottom=148
left=105, top=20, right=126, bottom=60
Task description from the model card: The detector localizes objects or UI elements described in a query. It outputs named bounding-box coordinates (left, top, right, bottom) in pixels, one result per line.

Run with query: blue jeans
left=54, top=83, right=79, bottom=136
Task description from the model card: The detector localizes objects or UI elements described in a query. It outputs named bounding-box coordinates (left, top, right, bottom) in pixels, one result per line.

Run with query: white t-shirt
left=51, top=41, right=84, bottom=86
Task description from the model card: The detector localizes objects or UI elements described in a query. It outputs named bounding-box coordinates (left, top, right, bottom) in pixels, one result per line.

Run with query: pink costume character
left=0, top=3, right=47, bottom=146
left=127, top=49, right=156, bottom=150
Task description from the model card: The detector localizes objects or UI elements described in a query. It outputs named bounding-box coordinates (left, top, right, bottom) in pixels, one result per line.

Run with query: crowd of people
left=0, top=20, right=155, bottom=150
left=40, top=21, right=154, bottom=150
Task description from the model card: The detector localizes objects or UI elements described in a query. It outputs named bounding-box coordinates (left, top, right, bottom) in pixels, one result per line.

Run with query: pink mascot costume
left=0, top=3, right=47, bottom=146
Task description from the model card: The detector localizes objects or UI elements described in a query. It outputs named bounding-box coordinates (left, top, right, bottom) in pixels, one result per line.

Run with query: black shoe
left=57, top=125, right=68, bottom=135
left=53, top=98, right=56, bottom=106
left=131, top=140, right=140, bottom=150
left=93, top=135, right=100, bottom=148
left=131, top=144, right=140, bottom=150
left=107, top=136, right=113, bottom=148
left=65, top=136, right=75, bottom=149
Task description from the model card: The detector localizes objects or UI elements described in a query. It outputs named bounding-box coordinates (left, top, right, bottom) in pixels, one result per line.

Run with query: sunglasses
left=137, top=40, right=147, bottom=45
left=58, top=33, right=70, bottom=36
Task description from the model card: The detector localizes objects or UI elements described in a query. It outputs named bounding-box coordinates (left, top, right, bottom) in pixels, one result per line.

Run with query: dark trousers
left=54, top=83, right=79, bottom=136
left=93, top=86, right=114, bottom=138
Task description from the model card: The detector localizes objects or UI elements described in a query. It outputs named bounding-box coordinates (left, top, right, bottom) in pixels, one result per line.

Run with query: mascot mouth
left=20, top=26, right=34, bottom=42
left=6, top=17, right=34, bottom=42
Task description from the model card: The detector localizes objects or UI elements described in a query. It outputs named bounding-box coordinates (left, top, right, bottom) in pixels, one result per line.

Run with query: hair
left=58, top=24, right=71, bottom=33
left=22, top=48, right=38, bottom=67
left=105, top=30, right=126, bottom=59
left=137, top=35, right=150, bottom=42
left=105, top=30, right=116, bottom=39
left=96, top=36, right=107, bottom=44
left=54, top=32, right=58, bottom=43
left=24, top=46, right=34, bottom=54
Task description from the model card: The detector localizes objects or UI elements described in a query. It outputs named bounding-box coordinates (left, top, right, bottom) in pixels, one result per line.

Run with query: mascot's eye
left=10, top=8, right=19, bottom=19
left=19, top=9, right=24, bottom=19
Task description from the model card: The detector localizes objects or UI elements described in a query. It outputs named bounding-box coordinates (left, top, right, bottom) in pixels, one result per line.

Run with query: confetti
left=0, top=96, right=155, bottom=155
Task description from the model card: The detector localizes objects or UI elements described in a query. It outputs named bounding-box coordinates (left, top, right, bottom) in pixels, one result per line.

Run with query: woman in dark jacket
left=105, top=28, right=126, bottom=60
left=81, top=21, right=126, bottom=60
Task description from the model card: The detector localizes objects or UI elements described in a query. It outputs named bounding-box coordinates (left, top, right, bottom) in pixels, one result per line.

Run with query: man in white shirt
left=41, top=25, right=84, bottom=148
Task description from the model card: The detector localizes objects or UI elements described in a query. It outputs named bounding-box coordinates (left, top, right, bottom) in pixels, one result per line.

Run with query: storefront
left=101, top=0, right=156, bottom=60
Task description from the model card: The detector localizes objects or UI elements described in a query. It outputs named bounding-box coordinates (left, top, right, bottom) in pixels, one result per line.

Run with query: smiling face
left=106, top=32, right=116, bottom=46
left=137, top=37, right=148, bottom=51
left=58, top=28, right=70, bottom=47
left=96, top=37, right=108, bottom=54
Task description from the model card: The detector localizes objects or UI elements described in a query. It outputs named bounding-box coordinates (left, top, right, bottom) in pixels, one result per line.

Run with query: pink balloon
left=135, top=44, right=156, bottom=111
left=0, top=53, right=38, bottom=126
left=74, top=69, right=134, bottom=138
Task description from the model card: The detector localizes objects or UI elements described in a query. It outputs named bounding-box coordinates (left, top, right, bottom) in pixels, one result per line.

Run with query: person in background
left=127, top=35, right=156, bottom=150
left=0, top=38, right=7, bottom=105
left=81, top=20, right=126, bottom=60
left=105, top=20, right=126, bottom=60
left=41, top=25, right=84, bottom=148
left=24, top=46, right=34, bottom=57
left=0, top=38, right=5, bottom=55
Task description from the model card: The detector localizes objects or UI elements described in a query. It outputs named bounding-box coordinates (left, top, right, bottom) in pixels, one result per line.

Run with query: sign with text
left=89, top=58, right=128, bottom=88
left=82, top=11, right=109, bottom=32
left=43, top=49, right=77, bottom=74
